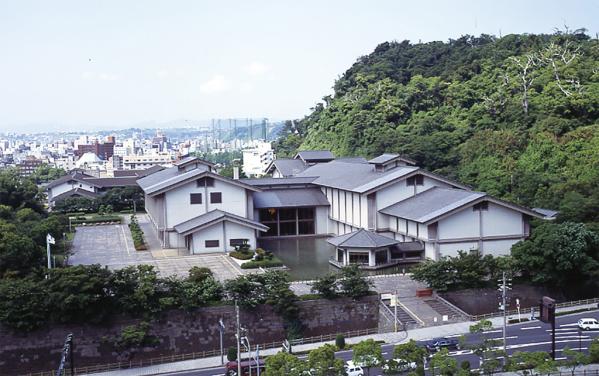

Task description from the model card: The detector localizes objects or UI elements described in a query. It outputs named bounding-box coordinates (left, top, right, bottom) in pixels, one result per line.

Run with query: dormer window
left=197, top=177, right=215, bottom=187
left=406, top=175, right=424, bottom=186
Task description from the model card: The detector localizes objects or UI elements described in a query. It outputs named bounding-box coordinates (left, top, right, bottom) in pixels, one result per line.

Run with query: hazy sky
left=0, top=0, right=597, bottom=132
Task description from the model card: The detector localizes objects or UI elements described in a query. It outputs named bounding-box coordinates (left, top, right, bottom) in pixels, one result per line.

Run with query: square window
left=205, top=240, right=219, bottom=248
left=259, top=208, right=277, bottom=222
left=298, top=207, right=315, bottom=220
left=279, top=208, right=295, bottom=221
left=190, top=193, right=202, bottom=204
left=406, top=177, right=415, bottom=186
left=210, top=192, right=222, bottom=203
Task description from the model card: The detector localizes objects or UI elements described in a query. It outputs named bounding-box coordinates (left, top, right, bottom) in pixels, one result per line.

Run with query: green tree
left=561, top=346, right=589, bottom=376
left=311, top=273, right=339, bottom=299
left=589, top=338, right=599, bottom=363
left=509, top=351, right=553, bottom=376
left=264, top=352, right=306, bottom=376
left=0, top=277, right=49, bottom=330
left=393, top=339, right=428, bottom=367
left=307, top=344, right=345, bottom=376
left=429, top=348, right=458, bottom=376
left=0, top=229, right=44, bottom=276
left=511, top=222, right=599, bottom=294
left=110, top=265, right=164, bottom=317
left=338, top=265, right=373, bottom=299
left=353, top=339, right=383, bottom=376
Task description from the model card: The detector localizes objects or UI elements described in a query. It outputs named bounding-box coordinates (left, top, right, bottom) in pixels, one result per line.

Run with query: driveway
left=68, top=224, right=243, bottom=281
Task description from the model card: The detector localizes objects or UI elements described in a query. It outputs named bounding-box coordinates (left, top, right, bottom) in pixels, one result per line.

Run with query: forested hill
left=274, top=31, right=599, bottom=226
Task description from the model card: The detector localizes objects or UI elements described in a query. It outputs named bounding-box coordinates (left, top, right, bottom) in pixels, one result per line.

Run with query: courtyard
left=68, top=222, right=244, bottom=281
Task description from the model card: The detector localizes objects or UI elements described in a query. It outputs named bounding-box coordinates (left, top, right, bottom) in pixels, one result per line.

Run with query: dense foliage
left=277, top=31, right=599, bottom=226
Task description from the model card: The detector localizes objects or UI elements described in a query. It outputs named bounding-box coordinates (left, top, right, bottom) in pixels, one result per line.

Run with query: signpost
left=56, top=333, right=74, bottom=376
left=539, top=296, right=556, bottom=360
left=46, top=233, right=55, bottom=270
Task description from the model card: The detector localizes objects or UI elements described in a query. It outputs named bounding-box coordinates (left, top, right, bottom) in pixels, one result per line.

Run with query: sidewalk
left=83, top=318, right=504, bottom=376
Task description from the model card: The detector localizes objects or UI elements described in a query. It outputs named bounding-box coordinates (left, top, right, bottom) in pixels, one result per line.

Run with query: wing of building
left=137, top=152, right=546, bottom=265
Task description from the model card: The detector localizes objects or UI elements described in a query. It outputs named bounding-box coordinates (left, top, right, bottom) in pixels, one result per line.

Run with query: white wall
left=190, top=221, right=257, bottom=253
left=482, top=238, right=522, bottom=257
left=481, top=203, right=523, bottom=237
left=165, top=178, right=247, bottom=228
left=50, top=181, right=96, bottom=198
left=439, top=242, right=479, bottom=258
left=438, top=207, right=480, bottom=239
left=316, top=206, right=329, bottom=235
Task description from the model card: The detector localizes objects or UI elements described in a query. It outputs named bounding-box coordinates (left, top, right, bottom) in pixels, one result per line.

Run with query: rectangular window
left=190, top=193, right=202, bottom=204
left=415, top=175, right=424, bottom=185
left=210, top=192, right=222, bottom=203
left=229, top=238, right=248, bottom=246
left=407, top=175, right=424, bottom=186
left=297, top=207, right=315, bottom=220
left=349, top=252, right=369, bottom=265
left=205, top=240, right=219, bottom=248
left=406, top=177, right=415, bottom=186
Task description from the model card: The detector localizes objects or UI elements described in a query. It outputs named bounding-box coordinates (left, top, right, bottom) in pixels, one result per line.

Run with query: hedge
left=70, top=216, right=122, bottom=225
left=230, top=251, right=253, bottom=260
left=240, top=258, right=284, bottom=269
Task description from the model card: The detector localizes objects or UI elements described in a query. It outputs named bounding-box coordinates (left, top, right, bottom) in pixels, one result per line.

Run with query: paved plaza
left=68, top=223, right=244, bottom=281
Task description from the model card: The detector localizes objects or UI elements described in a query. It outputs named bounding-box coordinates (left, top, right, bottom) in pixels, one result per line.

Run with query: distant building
left=242, top=141, right=274, bottom=177
left=123, top=153, right=174, bottom=170
left=74, top=136, right=115, bottom=160
left=17, top=156, right=43, bottom=177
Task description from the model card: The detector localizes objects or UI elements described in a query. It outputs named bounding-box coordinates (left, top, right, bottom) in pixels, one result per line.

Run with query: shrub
left=128, top=215, right=146, bottom=250
left=230, top=251, right=254, bottom=260
left=227, top=346, right=237, bottom=361
left=188, top=267, right=213, bottom=284
left=590, top=338, right=599, bottom=363
left=240, top=257, right=284, bottom=269
left=336, top=334, right=346, bottom=350
left=311, top=273, right=339, bottom=299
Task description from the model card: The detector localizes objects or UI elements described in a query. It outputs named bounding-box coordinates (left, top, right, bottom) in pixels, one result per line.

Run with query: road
left=162, top=310, right=599, bottom=376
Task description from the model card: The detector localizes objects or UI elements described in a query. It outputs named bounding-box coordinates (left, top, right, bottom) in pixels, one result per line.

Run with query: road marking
left=489, top=336, right=518, bottom=340
left=521, top=326, right=541, bottom=330
left=120, top=225, right=130, bottom=255
left=560, top=323, right=579, bottom=327
left=485, top=330, right=502, bottom=334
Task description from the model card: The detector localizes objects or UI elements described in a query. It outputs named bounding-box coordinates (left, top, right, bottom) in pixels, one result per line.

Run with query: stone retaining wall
left=0, top=295, right=378, bottom=374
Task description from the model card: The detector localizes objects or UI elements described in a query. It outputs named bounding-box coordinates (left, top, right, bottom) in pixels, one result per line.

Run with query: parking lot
left=68, top=224, right=244, bottom=281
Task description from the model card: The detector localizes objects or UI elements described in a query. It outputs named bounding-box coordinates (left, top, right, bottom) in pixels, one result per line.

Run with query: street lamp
left=218, top=318, right=225, bottom=365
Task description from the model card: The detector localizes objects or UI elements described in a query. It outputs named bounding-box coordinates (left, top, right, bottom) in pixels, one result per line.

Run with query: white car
left=345, top=361, right=365, bottom=376
left=578, top=318, right=599, bottom=331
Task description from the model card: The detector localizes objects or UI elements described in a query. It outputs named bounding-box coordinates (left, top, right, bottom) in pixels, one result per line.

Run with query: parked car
left=225, top=359, right=266, bottom=376
left=424, top=337, right=461, bottom=352
left=345, top=361, right=365, bottom=376
left=578, top=318, right=599, bottom=331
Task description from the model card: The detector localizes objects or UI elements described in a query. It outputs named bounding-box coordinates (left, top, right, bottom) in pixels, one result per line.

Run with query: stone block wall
left=0, top=295, right=379, bottom=374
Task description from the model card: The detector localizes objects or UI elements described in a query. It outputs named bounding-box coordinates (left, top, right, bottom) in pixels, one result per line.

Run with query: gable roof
left=174, top=156, right=215, bottom=169
left=50, top=188, right=100, bottom=202
left=173, top=209, right=269, bottom=235
left=46, top=171, right=96, bottom=189
left=137, top=166, right=261, bottom=196
left=84, top=177, right=139, bottom=188
left=266, top=159, right=308, bottom=177
left=113, top=165, right=164, bottom=178
left=253, top=188, right=330, bottom=209
left=380, top=187, right=543, bottom=224
left=294, top=150, right=335, bottom=163
left=380, top=187, right=485, bottom=223
left=327, top=229, right=399, bottom=248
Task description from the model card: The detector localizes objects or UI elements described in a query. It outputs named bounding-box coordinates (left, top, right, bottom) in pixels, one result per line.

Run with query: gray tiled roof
left=271, top=159, right=308, bottom=176
left=137, top=164, right=211, bottom=193
left=533, top=208, right=559, bottom=218
left=327, top=229, right=399, bottom=248
left=113, top=165, right=164, bottom=178
left=241, top=176, right=317, bottom=187
left=137, top=165, right=260, bottom=196
left=294, top=150, right=335, bottom=162
left=85, top=177, right=139, bottom=188
left=295, top=160, right=418, bottom=193
left=173, top=156, right=215, bottom=167
left=368, top=153, right=401, bottom=164
left=379, top=187, right=485, bottom=223
left=50, top=188, right=100, bottom=202
left=173, top=209, right=268, bottom=235
left=253, top=188, right=330, bottom=208
left=46, top=171, right=95, bottom=189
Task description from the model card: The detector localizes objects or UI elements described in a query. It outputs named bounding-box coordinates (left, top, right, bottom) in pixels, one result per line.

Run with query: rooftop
left=294, top=150, right=335, bottom=163
left=173, top=209, right=268, bottom=235
left=253, top=188, right=330, bottom=209
left=327, top=229, right=399, bottom=248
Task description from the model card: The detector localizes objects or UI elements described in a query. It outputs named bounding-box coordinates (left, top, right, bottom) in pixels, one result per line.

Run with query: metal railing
left=468, top=297, right=599, bottom=322
left=21, top=327, right=379, bottom=376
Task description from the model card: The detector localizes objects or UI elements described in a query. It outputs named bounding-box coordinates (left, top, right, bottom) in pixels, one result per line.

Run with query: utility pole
left=393, top=290, right=398, bottom=333
left=236, top=300, right=241, bottom=376
left=218, top=318, right=225, bottom=365
left=499, top=271, right=511, bottom=354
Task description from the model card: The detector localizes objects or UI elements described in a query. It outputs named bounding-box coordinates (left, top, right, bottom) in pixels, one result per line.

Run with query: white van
left=345, top=361, right=364, bottom=376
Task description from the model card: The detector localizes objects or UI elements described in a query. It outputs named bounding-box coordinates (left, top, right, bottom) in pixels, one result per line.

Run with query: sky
left=0, top=0, right=597, bottom=133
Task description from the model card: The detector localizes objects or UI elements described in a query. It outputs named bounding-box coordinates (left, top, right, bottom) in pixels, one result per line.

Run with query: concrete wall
left=164, top=179, right=247, bottom=229
left=0, top=296, right=379, bottom=375
left=190, top=221, right=257, bottom=253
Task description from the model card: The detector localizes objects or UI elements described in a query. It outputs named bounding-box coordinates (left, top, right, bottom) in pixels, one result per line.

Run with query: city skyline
left=1, top=0, right=597, bottom=133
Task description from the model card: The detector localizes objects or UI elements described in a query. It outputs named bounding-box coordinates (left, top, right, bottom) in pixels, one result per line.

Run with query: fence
left=21, top=327, right=379, bottom=376
left=468, top=297, right=599, bottom=322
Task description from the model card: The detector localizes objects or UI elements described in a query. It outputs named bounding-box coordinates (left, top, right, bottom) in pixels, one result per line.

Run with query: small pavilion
left=327, top=229, right=401, bottom=269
